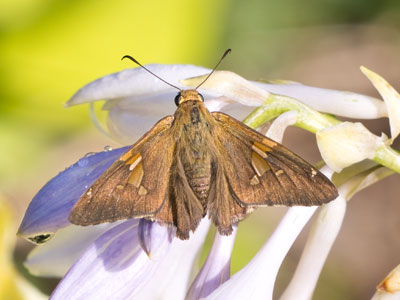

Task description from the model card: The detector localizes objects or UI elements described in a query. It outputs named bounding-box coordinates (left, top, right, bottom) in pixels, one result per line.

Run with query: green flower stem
left=243, top=93, right=400, bottom=174
left=243, top=94, right=340, bottom=133
left=374, top=145, right=400, bottom=174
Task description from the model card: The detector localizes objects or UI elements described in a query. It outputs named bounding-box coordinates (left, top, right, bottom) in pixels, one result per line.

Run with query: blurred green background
left=1, top=0, right=400, bottom=299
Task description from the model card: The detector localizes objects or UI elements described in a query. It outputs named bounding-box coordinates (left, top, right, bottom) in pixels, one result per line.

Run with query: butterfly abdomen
left=181, top=136, right=213, bottom=207
left=186, top=164, right=212, bottom=206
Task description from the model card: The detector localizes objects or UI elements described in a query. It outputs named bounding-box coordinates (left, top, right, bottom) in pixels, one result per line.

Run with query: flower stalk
left=243, top=93, right=340, bottom=132
left=374, top=144, right=400, bottom=174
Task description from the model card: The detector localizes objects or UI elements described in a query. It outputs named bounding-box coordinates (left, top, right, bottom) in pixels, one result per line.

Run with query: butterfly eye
left=174, top=94, right=181, bottom=106
left=199, top=93, right=205, bottom=102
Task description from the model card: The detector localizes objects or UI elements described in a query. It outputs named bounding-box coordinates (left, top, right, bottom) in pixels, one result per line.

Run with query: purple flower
left=19, top=64, right=399, bottom=299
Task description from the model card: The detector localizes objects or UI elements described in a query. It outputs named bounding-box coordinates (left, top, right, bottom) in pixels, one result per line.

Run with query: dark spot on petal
left=28, top=233, right=53, bottom=244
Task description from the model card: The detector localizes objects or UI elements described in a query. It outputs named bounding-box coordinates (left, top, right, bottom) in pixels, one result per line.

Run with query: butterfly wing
left=206, top=157, right=248, bottom=236
left=69, top=116, right=176, bottom=226
left=211, top=112, right=338, bottom=210
left=155, top=152, right=205, bottom=240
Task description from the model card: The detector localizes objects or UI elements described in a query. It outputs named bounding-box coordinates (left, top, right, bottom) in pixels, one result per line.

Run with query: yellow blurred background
left=1, top=0, right=399, bottom=299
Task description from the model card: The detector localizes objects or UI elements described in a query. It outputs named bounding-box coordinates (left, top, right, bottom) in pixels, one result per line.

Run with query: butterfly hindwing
left=207, top=159, right=248, bottom=236
left=212, top=112, right=338, bottom=209
left=69, top=116, right=176, bottom=226
left=163, top=153, right=205, bottom=239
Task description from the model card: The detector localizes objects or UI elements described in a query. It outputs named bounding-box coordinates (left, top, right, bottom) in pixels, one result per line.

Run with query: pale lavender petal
left=134, top=218, right=211, bottom=300
left=18, top=146, right=130, bottom=240
left=25, top=223, right=120, bottom=277
left=50, top=219, right=171, bottom=300
left=186, top=225, right=237, bottom=300
left=138, top=219, right=174, bottom=260
left=205, top=207, right=317, bottom=300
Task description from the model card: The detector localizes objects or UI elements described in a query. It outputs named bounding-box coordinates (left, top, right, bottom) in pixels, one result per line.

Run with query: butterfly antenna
left=195, top=48, right=231, bottom=90
left=122, top=55, right=181, bottom=91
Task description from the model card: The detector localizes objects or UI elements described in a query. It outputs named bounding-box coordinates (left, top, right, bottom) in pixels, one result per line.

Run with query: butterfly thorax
left=173, top=99, right=214, bottom=208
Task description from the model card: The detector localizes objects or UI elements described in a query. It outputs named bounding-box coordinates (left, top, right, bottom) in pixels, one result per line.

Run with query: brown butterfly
left=69, top=50, right=338, bottom=240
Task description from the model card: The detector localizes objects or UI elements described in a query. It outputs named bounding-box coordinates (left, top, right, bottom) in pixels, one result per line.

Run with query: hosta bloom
left=18, top=64, right=400, bottom=299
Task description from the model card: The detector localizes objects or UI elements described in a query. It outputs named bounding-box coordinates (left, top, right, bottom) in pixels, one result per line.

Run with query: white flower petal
left=316, top=122, right=387, bottom=172
left=181, top=71, right=270, bottom=106
left=280, top=178, right=345, bottom=300
left=182, top=70, right=385, bottom=119
left=204, top=96, right=235, bottom=112
left=15, top=276, right=48, bottom=300
left=266, top=111, right=298, bottom=142
left=205, top=207, right=317, bottom=300
left=25, top=223, right=119, bottom=277
left=254, top=81, right=386, bottom=119
left=372, top=264, right=400, bottom=300
left=361, top=66, right=400, bottom=140
left=67, top=64, right=210, bottom=106
left=340, top=166, right=393, bottom=201
left=186, top=226, right=237, bottom=300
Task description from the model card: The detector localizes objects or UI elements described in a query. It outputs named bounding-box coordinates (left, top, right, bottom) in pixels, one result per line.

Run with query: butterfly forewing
left=211, top=112, right=338, bottom=208
left=69, top=116, right=176, bottom=226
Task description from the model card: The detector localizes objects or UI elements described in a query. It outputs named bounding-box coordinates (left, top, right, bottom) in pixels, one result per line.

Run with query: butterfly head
left=174, top=89, right=204, bottom=106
